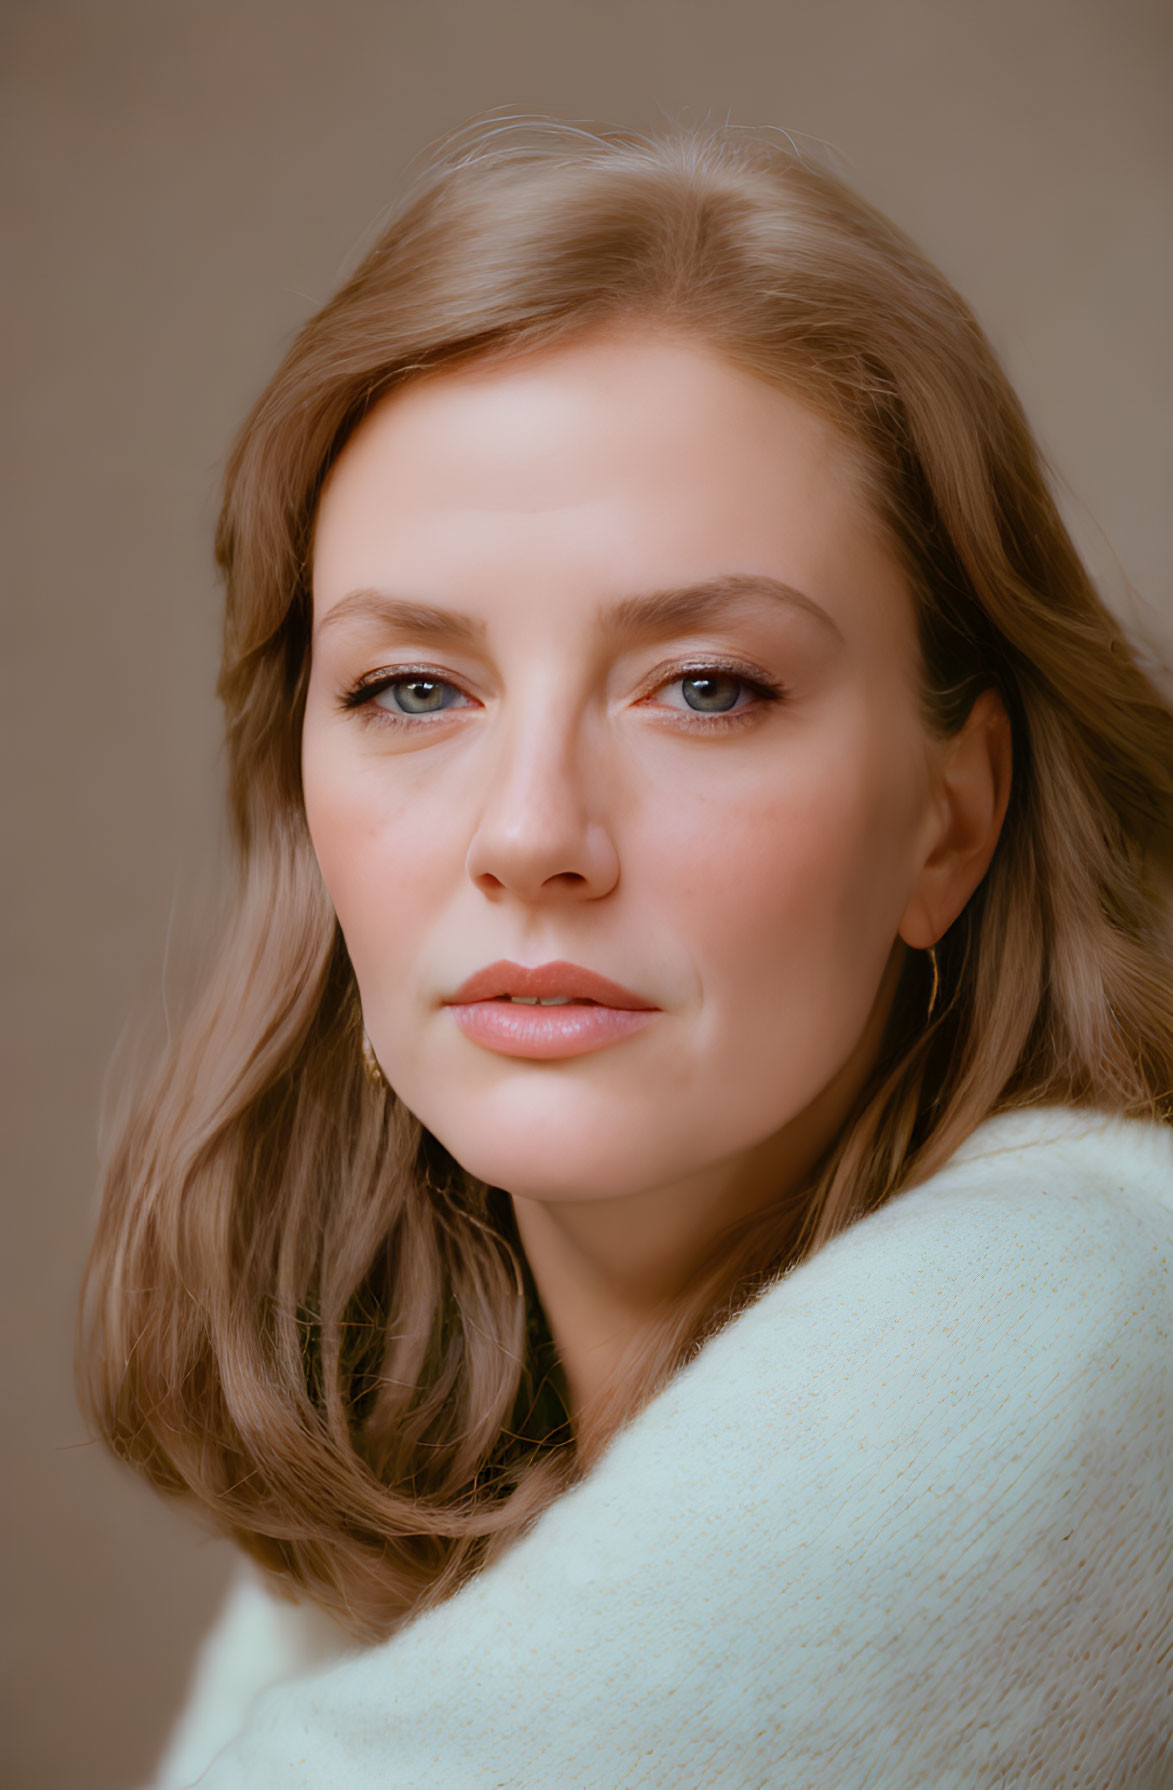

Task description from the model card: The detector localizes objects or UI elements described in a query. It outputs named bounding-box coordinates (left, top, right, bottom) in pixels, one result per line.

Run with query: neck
left=509, top=945, right=907, bottom=1434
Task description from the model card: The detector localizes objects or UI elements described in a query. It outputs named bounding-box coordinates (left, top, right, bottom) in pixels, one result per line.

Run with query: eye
left=650, top=663, right=786, bottom=726
left=374, top=676, right=464, bottom=715
left=340, top=668, right=476, bottom=722
left=666, top=671, right=750, bottom=713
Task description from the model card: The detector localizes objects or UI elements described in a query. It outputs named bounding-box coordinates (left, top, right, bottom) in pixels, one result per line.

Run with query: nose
left=464, top=705, right=620, bottom=904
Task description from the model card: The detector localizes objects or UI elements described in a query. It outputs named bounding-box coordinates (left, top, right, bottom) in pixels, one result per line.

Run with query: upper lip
left=446, top=959, right=659, bottom=1010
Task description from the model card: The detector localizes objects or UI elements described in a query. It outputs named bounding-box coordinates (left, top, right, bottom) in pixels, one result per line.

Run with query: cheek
left=645, top=721, right=921, bottom=1036
left=301, top=731, right=456, bottom=993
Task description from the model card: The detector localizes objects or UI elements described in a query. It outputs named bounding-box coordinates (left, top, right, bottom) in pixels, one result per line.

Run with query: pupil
left=398, top=679, right=444, bottom=712
left=682, top=674, right=739, bottom=713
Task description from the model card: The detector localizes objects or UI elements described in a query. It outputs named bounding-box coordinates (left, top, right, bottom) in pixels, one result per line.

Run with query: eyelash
left=338, top=660, right=788, bottom=734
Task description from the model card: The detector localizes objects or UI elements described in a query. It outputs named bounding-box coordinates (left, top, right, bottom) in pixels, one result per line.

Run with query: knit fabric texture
left=152, top=1103, right=1173, bottom=1789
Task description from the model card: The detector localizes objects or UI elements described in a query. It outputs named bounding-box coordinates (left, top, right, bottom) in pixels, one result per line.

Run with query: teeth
left=507, top=995, right=577, bottom=1005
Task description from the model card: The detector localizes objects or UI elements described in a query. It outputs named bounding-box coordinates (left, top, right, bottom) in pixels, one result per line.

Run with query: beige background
left=2, top=1, right=1169, bottom=1785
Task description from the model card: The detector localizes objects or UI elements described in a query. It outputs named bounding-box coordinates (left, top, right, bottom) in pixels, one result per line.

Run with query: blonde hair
left=78, top=115, right=1173, bottom=1644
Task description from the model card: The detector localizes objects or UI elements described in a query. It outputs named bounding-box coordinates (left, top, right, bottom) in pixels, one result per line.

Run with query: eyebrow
left=314, top=573, right=845, bottom=647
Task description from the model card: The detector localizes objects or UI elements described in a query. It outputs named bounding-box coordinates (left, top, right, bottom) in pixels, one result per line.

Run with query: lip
left=443, top=958, right=661, bottom=1060
left=446, top=959, right=658, bottom=1010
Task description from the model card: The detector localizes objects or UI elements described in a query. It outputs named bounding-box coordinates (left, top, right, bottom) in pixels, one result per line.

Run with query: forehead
left=322, top=328, right=869, bottom=514
left=311, top=328, right=913, bottom=659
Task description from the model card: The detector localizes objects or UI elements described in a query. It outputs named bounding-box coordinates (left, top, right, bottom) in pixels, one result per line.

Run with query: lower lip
left=445, top=1000, right=660, bottom=1059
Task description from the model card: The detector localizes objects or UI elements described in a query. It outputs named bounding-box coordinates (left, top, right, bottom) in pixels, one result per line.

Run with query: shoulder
left=843, top=1102, right=1172, bottom=1363
left=643, top=1104, right=1171, bottom=1493
left=908, top=1100, right=1173, bottom=1214
left=863, top=1101, right=1171, bottom=1254
left=151, top=1561, right=355, bottom=1788
left=751, top=1102, right=1170, bottom=1353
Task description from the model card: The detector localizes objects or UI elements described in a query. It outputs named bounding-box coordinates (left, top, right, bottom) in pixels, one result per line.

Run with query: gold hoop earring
left=361, top=1027, right=386, bottom=1089
left=926, top=945, right=940, bottom=1023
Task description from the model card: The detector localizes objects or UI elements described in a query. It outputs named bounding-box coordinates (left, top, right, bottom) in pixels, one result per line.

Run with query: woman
left=80, top=116, right=1172, bottom=1787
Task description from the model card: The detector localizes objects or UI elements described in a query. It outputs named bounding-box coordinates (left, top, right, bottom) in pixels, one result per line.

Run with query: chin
left=420, top=1102, right=675, bottom=1205
left=438, top=1133, right=640, bottom=1203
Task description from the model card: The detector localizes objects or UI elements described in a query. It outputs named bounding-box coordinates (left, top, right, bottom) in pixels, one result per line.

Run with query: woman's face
left=304, top=328, right=946, bottom=1210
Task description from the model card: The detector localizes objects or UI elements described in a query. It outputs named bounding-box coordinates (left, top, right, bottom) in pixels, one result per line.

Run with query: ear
left=898, top=688, right=1013, bottom=951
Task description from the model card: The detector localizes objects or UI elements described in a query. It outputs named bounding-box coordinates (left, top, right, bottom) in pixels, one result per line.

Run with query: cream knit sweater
left=152, top=1103, right=1172, bottom=1788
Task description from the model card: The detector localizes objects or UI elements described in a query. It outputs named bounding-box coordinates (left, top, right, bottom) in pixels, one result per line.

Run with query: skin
left=303, top=326, right=1012, bottom=1425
